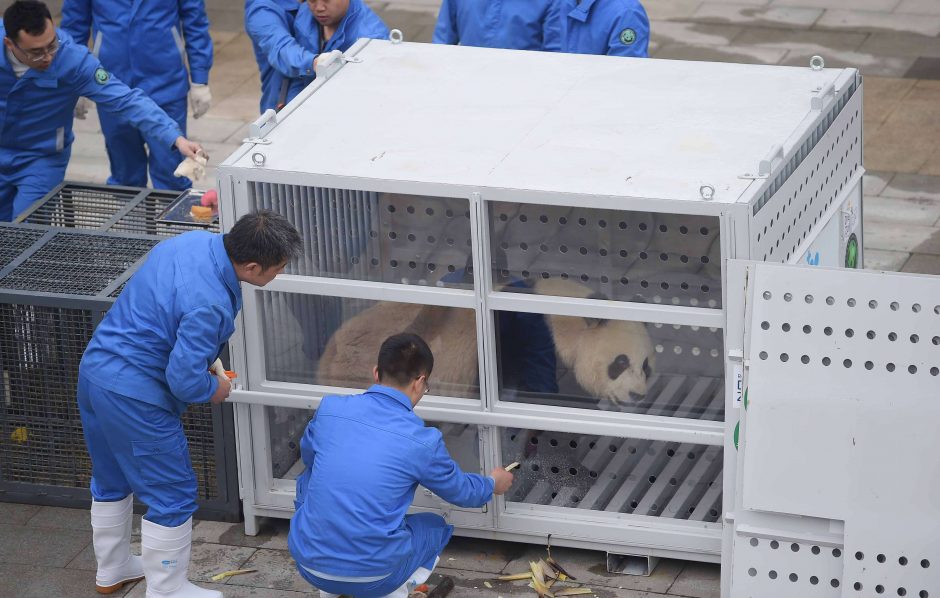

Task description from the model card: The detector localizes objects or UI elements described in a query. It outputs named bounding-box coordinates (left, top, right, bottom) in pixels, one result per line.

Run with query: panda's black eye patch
left=608, top=354, right=630, bottom=380
left=642, top=358, right=652, bottom=378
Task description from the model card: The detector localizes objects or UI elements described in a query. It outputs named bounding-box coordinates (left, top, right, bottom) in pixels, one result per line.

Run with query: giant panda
left=316, top=278, right=655, bottom=407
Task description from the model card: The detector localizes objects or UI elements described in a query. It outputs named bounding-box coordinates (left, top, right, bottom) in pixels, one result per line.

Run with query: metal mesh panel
left=0, top=233, right=157, bottom=295
left=0, top=303, right=219, bottom=500
left=111, top=190, right=218, bottom=236
left=0, top=228, right=45, bottom=270
left=19, top=184, right=139, bottom=229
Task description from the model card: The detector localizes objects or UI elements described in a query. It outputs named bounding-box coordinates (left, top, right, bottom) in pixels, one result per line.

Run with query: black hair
left=223, top=210, right=302, bottom=269
left=4, top=1, right=51, bottom=41
left=376, top=333, right=434, bottom=388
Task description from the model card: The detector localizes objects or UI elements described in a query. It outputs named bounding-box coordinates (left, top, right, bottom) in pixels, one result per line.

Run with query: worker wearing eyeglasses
left=60, top=0, right=212, bottom=192
left=0, top=0, right=204, bottom=222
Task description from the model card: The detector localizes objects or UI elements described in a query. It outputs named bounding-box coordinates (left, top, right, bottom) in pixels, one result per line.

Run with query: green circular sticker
left=619, top=28, right=637, bottom=45
left=94, top=67, right=110, bottom=85
left=845, top=233, right=859, bottom=269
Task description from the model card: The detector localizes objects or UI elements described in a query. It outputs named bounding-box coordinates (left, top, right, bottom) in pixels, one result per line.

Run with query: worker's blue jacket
left=245, top=0, right=313, bottom=113
left=547, top=0, right=650, bottom=58
left=0, top=28, right=181, bottom=158
left=288, top=0, right=388, bottom=97
left=289, top=385, right=494, bottom=578
left=432, top=0, right=559, bottom=51
left=80, top=231, right=241, bottom=417
left=60, top=0, right=213, bottom=105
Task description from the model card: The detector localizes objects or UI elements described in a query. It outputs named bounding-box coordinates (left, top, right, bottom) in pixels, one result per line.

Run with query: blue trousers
left=297, top=513, right=453, bottom=598
left=99, top=96, right=190, bottom=191
left=0, top=149, right=70, bottom=222
left=77, top=374, right=198, bottom=527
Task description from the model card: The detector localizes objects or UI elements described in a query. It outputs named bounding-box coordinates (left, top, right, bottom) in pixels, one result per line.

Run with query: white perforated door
left=723, top=261, right=940, bottom=598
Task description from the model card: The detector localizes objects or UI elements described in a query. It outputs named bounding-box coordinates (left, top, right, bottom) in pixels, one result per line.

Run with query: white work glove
left=189, top=83, right=212, bottom=119
left=209, top=358, right=227, bottom=378
left=174, top=149, right=209, bottom=181
left=314, top=50, right=343, bottom=77
left=74, top=97, right=90, bottom=120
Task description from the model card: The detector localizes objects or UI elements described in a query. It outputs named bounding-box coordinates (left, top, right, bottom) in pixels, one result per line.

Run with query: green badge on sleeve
left=619, top=28, right=637, bottom=45
left=94, top=67, right=110, bottom=85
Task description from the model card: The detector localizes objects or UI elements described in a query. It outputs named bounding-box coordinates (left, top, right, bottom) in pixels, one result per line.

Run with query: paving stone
left=863, top=171, right=893, bottom=196
left=859, top=31, right=940, bottom=59
left=865, top=119, right=936, bottom=173
left=652, top=21, right=744, bottom=47
left=653, top=42, right=787, bottom=65
left=780, top=48, right=914, bottom=77
left=0, top=502, right=42, bottom=525
left=187, top=117, right=248, bottom=145
left=125, top=580, right=311, bottom=597
left=437, top=535, right=528, bottom=574
left=503, top=546, right=685, bottom=593
left=379, top=8, right=438, bottom=41
left=185, top=542, right=256, bottom=583
left=771, top=0, right=900, bottom=10
left=0, top=523, right=91, bottom=567
left=900, top=253, right=940, bottom=274
left=862, top=220, right=940, bottom=253
left=919, top=146, right=940, bottom=176
left=691, top=3, right=822, bottom=28
left=895, top=0, right=940, bottom=15
left=905, top=58, right=940, bottom=81
left=27, top=505, right=92, bottom=531
left=667, top=562, right=721, bottom=597
left=207, top=8, right=245, bottom=32
left=645, top=0, right=705, bottom=21
left=862, top=248, right=910, bottom=271
left=880, top=172, right=940, bottom=201
left=432, top=568, right=667, bottom=598
left=815, top=9, right=940, bottom=36
left=225, top=548, right=309, bottom=592
left=731, top=26, right=869, bottom=52
left=193, top=518, right=290, bottom=551
left=12, top=565, right=131, bottom=598
left=864, top=196, right=940, bottom=225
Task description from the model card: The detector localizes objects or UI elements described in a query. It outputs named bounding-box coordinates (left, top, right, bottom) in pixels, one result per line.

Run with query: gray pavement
left=4, top=0, right=940, bottom=596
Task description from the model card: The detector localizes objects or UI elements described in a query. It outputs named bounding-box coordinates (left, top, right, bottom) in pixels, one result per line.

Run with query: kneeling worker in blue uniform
left=79, top=211, right=301, bottom=597
left=0, top=0, right=204, bottom=222
left=433, top=0, right=559, bottom=51
left=288, top=0, right=388, bottom=98
left=546, top=0, right=650, bottom=58
left=289, top=333, right=515, bottom=598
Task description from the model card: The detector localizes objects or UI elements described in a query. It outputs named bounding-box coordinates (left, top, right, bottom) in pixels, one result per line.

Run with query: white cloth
left=173, top=150, right=208, bottom=181
left=74, top=97, right=90, bottom=120
left=188, top=83, right=212, bottom=119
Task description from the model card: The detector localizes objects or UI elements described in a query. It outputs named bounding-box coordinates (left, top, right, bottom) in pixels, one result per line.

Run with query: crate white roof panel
left=235, top=40, right=846, bottom=204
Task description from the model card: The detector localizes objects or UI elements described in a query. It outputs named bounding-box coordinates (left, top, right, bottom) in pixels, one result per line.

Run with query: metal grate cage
left=0, top=222, right=238, bottom=521
left=16, top=182, right=218, bottom=237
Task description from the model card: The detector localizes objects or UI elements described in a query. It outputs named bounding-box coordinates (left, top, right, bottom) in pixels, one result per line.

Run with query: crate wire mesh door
left=0, top=223, right=237, bottom=520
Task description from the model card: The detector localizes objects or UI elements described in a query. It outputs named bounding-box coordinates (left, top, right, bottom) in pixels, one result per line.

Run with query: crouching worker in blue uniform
left=79, top=211, right=302, bottom=597
left=0, top=0, right=204, bottom=222
left=546, top=0, right=650, bottom=58
left=289, top=333, right=515, bottom=598
left=287, top=0, right=388, bottom=98
left=433, top=0, right=560, bottom=51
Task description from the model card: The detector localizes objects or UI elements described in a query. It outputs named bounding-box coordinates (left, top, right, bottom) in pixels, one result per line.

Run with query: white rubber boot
left=91, top=494, right=145, bottom=594
left=141, top=517, right=222, bottom=597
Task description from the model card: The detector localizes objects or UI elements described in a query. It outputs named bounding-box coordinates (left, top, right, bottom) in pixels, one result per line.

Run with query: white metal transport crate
left=216, top=39, right=865, bottom=568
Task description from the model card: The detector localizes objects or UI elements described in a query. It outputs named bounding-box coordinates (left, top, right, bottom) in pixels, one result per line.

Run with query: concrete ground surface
left=2, top=0, right=939, bottom=596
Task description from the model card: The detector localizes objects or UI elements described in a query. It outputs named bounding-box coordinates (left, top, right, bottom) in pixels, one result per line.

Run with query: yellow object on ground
left=209, top=569, right=256, bottom=582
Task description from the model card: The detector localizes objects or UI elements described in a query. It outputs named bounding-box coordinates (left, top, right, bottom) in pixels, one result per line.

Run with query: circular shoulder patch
left=619, top=28, right=637, bottom=45
left=94, top=67, right=110, bottom=85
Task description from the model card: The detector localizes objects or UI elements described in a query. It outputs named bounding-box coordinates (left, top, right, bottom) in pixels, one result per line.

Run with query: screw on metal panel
left=251, top=152, right=266, bottom=167
left=389, top=29, right=404, bottom=44
left=700, top=185, right=716, bottom=201
left=810, top=55, right=825, bottom=71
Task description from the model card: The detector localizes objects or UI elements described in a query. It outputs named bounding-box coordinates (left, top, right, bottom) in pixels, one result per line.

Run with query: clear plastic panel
left=496, top=311, right=725, bottom=421
left=248, top=183, right=473, bottom=289
left=259, top=291, right=480, bottom=400
left=501, top=428, right=722, bottom=522
left=489, top=202, right=722, bottom=307
left=267, top=406, right=314, bottom=480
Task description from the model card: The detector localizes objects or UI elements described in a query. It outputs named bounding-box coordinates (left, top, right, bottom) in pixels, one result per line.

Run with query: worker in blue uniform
left=288, top=0, right=388, bottom=98
left=546, top=0, right=650, bottom=58
left=61, top=0, right=213, bottom=191
left=245, top=0, right=314, bottom=113
left=432, top=0, right=559, bottom=51
left=79, top=211, right=301, bottom=597
left=0, top=1, right=204, bottom=222
left=289, top=333, right=515, bottom=598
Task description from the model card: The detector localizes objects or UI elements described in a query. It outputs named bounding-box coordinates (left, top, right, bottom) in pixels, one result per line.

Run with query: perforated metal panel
left=724, top=261, right=940, bottom=598
left=751, top=83, right=862, bottom=263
